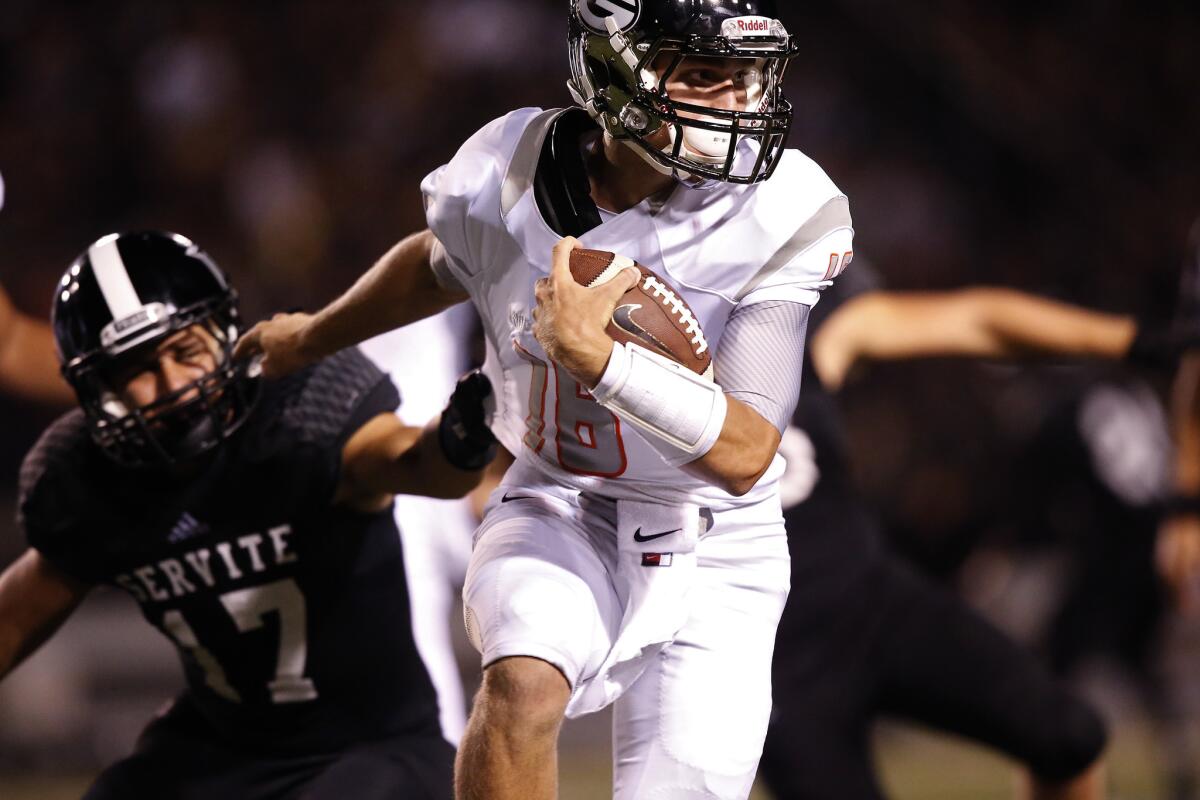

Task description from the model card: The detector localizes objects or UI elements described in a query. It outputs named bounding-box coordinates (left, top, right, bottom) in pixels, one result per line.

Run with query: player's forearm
left=827, top=289, right=1135, bottom=364
left=357, top=420, right=484, bottom=501
left=1171, top=353, right=1200, bottom=495
left=683, top=397, right=781, bottom=497
left=404, top=420, right=488, bottom=499
left=0, top=316, right=75, bottom=406
left=0, top=617, right=58, bottom=682
left=300, top=230, right=467, bottom=360
left=0, top=551, right=87, bottom=682
left=975, top=289, right=1135, bottom=359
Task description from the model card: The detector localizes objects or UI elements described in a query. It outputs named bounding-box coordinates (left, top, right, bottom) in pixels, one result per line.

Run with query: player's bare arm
left=812, top=288, right=1141, bottom=390
left=535, top=238, right=781, bottom=497
left=235, top=229, right=468, bottom=378
left=1160, top=351, right=1200, bottom=612
left=0, top=285, right=74, bottom=405
left=0, top=550, right=90, bottom=681
left=336, top=371, right=498, bottom=511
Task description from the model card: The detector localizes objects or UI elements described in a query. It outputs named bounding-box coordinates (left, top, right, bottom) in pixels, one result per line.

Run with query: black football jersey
left=19, top=348, right=442, bottom=754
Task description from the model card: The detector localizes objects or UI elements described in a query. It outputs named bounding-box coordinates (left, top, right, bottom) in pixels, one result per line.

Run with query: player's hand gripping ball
left=569, top=248, right=713, bottom=379
left=533, top=238, right=713, bottom=388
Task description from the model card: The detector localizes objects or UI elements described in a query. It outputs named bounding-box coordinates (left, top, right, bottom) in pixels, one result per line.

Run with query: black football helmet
left=53, top=231, right=259, bottom=467
left=568, top=0, right=798, bottom=186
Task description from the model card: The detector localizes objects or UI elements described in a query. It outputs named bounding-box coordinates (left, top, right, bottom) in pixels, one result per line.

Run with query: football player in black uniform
left=762, top=265, right=1197, bottom=800
left=0, top=231, right=496, bottom=799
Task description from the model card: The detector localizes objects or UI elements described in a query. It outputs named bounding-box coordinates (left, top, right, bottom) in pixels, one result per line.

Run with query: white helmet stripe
left=88, top=234, right=144, bottom=319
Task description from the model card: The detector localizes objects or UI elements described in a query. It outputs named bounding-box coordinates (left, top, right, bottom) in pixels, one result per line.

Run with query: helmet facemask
left=65, top=297, right=259, bottom=469
left=569, top=14, right=797, bottom=186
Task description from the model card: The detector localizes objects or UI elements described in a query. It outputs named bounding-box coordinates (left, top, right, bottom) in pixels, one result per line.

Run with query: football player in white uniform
left=238, top=2, right=850, bottom=797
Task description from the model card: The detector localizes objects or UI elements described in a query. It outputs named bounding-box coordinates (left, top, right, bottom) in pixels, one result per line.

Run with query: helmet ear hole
left=586, top=54, right=612, bottom=91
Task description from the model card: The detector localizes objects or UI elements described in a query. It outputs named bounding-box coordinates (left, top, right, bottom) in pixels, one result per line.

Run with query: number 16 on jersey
left=515, top=342, right=628, bottom=478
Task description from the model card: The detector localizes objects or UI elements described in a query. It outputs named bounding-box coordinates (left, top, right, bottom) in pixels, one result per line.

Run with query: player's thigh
left=761, top=643, right=884, bottom=800
left=761, top=566, right=893, bottom=800
left=298, top=735, right=455, bottom=800
left=760, top=718, right=883, bottom=800
left=612, top=517, right=789, bottom=800
left=463, top=494, right=620, bottom=688
left=876, top=562, right=1107, bottom=781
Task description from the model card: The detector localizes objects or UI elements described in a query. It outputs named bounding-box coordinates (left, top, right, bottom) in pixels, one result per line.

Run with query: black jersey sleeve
left=17, top=411, right=109, bottom=584
left=250, top=347, right=401, bottom=514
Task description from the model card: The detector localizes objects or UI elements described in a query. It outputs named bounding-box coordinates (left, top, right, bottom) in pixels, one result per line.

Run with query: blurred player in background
left=1162, top=219, right=1200, bottom=614
left=0, top=170, right=73, bottom=405
left=1008, top=373, right=1198, bottom=800
left=0, top=231, right=497, bottom=799
left=1158, top=218, right=1200, bottom=799
left=763, top=261, right=1198, bottom=800
left=360, top=304, right=479, bottom=746
left=238, top=2, right=850, bottom=797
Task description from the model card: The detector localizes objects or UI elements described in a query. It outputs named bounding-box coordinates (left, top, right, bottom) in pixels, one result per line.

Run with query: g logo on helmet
left=577, top=0, right=641, bottom=34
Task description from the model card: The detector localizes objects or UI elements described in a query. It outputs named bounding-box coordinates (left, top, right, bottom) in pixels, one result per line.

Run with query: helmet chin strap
left=611, top=127, right=727, bottom=190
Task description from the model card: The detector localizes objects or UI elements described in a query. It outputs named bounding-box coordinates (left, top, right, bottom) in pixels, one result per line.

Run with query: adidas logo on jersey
left=168, top=512, right=210, bottom=544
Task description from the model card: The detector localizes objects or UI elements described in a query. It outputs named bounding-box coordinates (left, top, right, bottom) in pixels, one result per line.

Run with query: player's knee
left=1027, top=694, right=1108, bottom=782
left=464, top=553, right=609, bottom=684
left=480, top=656, right=570, bottom=738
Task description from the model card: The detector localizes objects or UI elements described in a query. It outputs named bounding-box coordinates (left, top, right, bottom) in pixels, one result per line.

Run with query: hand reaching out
left=233, top=312, right=318, bottom=379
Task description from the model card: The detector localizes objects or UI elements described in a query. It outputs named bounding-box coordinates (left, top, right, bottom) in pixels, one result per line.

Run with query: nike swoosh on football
left=611, top=304, right=674, bottom=356
left=501, top=493, right=536, bottom=503
left=632, top=527, right=681, bottom=543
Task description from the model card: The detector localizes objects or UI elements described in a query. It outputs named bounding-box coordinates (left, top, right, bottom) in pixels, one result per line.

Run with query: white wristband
left=592, top=341, right=728, bottom=467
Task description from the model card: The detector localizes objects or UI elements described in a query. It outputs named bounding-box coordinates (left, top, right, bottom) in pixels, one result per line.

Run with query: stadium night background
left=0, top=2, right=1197, bottom=798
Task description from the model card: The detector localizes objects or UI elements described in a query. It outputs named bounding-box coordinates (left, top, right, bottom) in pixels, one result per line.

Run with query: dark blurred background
left=1, top=1, right=1198, bottom=797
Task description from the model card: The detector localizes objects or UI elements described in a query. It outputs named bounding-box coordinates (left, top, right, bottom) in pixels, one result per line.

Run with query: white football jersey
left=424, top=107, right=853, bottom=509
left=360, top=304, right=474, bottom=425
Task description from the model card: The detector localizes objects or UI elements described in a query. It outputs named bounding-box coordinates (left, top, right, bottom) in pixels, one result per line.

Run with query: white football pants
left=463, top=462, right=790, bottom=799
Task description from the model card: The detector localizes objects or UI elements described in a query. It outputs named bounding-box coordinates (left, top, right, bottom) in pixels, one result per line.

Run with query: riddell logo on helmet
left=733, top=16, right=772, bottom=33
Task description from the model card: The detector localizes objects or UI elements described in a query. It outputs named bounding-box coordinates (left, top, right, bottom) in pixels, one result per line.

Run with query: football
left=569, top=248, right=713, bottom=380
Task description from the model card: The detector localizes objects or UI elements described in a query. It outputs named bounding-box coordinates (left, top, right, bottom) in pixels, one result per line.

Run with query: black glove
left=437, top=369, right=498, bottom=471
left=1126, top=319, right=1200, bottom=369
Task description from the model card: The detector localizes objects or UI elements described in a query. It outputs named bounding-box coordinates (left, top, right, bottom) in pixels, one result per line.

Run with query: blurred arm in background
left=812, top=284, right=1200, bottom=609
left=1160, top=352, right=1200, bottom=612
left=811, top=288, right=1145, bottom=390
left=0, top=285, right=74, bottom=406
left=0, top=550, right=90, bottom=681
